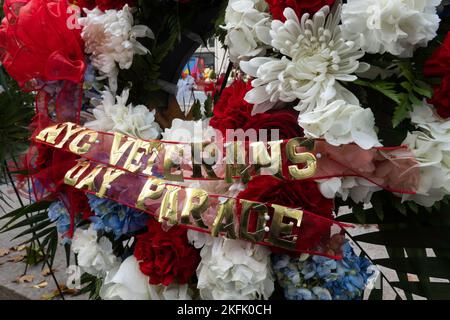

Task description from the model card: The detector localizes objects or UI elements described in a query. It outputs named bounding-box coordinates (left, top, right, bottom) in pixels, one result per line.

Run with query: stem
left=219, top=61, right=233, bottom=96
left=4, top=161, right=65, bottom=300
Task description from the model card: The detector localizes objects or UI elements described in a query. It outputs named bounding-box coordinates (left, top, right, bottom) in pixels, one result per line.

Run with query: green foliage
left=0, top=68, right=34, bottom=169
left=354, top=60, right=433, bottom=129
left=78, top=273, right=102, bottom=300
left=354, top=80, right=400, bottom=105
left=338, top=192, right=450, bottom=300
left=191, top=99, right=203, bottom=121
left=204, top=94, right=214, bottom=118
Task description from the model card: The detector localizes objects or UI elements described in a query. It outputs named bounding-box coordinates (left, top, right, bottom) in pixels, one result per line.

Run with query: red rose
left=210, top=79, right=303, bottom=140
left=237, top=176, right=334, bottom=253
left=265, top=0, right=335, bottom=21
left=424, top=32, right=450, bottom=118
left=134, top=219, right=200, bottom=286
left=71, top=0, right=136, bottom=10
left=0, top=0, right=86, bottom=87
left=429, top=75, right=450, bottom=118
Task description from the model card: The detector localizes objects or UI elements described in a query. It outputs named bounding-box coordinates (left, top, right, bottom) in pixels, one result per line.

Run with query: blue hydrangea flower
left=48, top=201, right=72, bottom=245
left=87, top=194, right=149, bottom=239
left=272, top=240, right=376, bottom=300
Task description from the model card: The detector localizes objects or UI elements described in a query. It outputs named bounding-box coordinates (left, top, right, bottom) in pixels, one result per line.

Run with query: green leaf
left=0, top=202, right=51, bottom=231
left=413, top=80, right=433, bottom=98
left=408, top=93, right=422, bottom=106
left=1, top=212, right=49, bottom=232
left=407, top=201, right=419, bottom=214
left=354, top=79, right=400, bottom=104
left=191, top=99, right=202, bottom=121
left=392, top=94, right=411, bottom=128
left=204, top=95, right=214, bottom=118
left=12, top=219, right=54, bottom=240
left=371, top=194, right=384, bottom=221
left=396, top=61, right=415, bottom=83
left=19, top=227, right=56, bottom=246
left=64, top=243, right=71, bottom=268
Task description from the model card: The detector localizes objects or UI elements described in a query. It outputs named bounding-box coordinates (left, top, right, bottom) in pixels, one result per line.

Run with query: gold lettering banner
left=34, top=122, right=420, bottom=194
left=61, top=158, right=347, bottom=255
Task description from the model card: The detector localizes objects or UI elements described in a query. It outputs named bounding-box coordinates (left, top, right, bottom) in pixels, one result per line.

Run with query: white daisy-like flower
left=298, top=100, right=381, bottom=150
left=222, top=0, right=272, bottom=63
left=79, top=5, right=154, bottom=92
left=401, top=102, right=450, bottom=207
left=341, top=0, right=441, bottom=57
left=71, top=226, right=119, bottom=278
left=100, top=256, right=192, bottom=300
left=188, top=231, right=274, bottom=300
left=85, top=88, right=161, bottom=140
left=241, top=5, right=369, bottom=113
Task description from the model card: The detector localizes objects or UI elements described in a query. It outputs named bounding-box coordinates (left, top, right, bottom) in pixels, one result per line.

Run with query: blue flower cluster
left=48, top=201, right=72, bottom=245
left=272, top=240, right=376, bottom=300
left=87, top=194, right=149, bottom=239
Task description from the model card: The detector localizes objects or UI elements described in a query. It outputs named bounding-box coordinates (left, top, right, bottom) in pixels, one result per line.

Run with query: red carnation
left=71, top=0, right=136, bottom=11
left=134, top=219, right=200, bottom=286
left=424, top=31, right=450, bottom=118
left=210, top=79, right=303, bottom=140
left=237, top=176, right=334, bottom=253
left=265, top=0, right=335, bottom=21
left=0, top=0, right=86, bottom=87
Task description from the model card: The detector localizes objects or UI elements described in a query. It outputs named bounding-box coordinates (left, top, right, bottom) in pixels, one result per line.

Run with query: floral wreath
left=0, top=0, right=449, bottom=301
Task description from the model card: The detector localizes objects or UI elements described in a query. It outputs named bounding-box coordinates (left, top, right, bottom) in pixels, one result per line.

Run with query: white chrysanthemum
left=79, top=5, right=154, bottom=92
left=318, top=177, right=381, bottom=204
left=401, top=102, right=450, bottom=206
left=188, top=231, right=274, bottom=300
left=71, top=226, right=118, bottom=278
left=298, top=100, right=381, bottom=150
left=85, top=88, right=161, bottom=140
left=100, top=256, right=192, bottom=300
left=222, top=0, right=272, bottom=63
left=341, top=0, right=441, bottom=57
left=241, top=5, right=369, bottom=113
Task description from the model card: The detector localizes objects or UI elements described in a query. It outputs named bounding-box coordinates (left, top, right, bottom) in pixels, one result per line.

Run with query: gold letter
left=286, top=138, right=317, bottom=180
left=55, top=123, right=86, bottom=148
left=35, top=123, right=68, bottom=145
left=142, top=143, right=162, bottom=175
left=239, top=200, right=268, bottom=243
left=109, top=133, right=135, bottom=166
left=180, top=188, right=209, bottom=228
left=159, top=185, right=181, bottom=225
left=64, top=160, right=91, bottom=186
left=135, top=178, right=166, bottom=210
left=191, top=142, right=218, bottom=179
left=224, top=142, right=250, bottom=183
left=69, top=130, right=98, bottom=155
left=163, top=145, right=184, bottom=182
left=268, top=204, right=303, bottom=249
left=250, top=140, right=283, bottom=177
left=124, top=140, right=153, bottom=173
left=74, top=165, right=104, bottom=192
left=211, top=198, right=237, bottom=239
left=96, top=167, right=125, bottom=198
